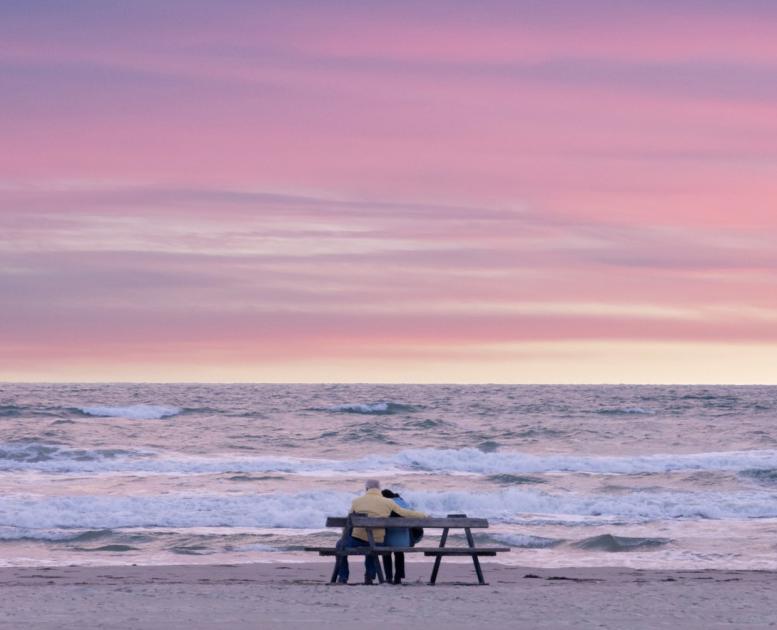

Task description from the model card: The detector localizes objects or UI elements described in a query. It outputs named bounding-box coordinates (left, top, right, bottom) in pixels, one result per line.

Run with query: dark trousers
left=382, top=552, right=405, bottom=582
left=336, top=535, right=382, bottom=583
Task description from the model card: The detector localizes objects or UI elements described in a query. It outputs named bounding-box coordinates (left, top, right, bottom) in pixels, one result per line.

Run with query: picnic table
left=304, top=513, right=510, bottom=585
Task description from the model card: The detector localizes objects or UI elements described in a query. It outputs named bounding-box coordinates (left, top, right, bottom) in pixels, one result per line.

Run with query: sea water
left=1, top=383, right=776, bottom=569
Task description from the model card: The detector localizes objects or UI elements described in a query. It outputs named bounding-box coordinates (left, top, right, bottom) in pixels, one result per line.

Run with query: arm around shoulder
left=393, top=504, right=427, bottom=519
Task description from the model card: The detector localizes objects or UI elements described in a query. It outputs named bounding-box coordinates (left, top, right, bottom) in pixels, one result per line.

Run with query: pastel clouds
left=2, top=182, right=776, bottom=381
left=1, top=1, right=776, bottom=382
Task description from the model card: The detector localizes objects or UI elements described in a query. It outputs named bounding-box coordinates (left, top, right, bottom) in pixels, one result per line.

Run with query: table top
left=326, top=515, right=489, bottom=528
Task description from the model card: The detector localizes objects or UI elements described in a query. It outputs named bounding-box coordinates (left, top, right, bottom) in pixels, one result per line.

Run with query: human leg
left=395, top=552, right=405, bottom=582
left=336, top=535, right=370, bottom=583
left=382, top=552, right=394, bottom=582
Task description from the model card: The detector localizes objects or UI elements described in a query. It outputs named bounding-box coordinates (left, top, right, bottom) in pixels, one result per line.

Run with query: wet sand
left=2, top=562, right=776, bottom=629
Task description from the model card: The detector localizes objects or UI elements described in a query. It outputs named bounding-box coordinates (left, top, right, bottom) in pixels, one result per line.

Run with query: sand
left=2, top=562, right=776, bottom=629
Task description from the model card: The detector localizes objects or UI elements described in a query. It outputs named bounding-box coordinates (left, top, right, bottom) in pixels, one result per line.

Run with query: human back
left=350, top=480, right=425, bottom=543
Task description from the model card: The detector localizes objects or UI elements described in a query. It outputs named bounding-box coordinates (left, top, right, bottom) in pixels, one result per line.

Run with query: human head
left=365, top=479, right=380, bottom=491
left=381, top=489, right=398, bottom=499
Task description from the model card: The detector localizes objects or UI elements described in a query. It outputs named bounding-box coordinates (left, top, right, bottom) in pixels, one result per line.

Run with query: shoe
left=364, top=575, right=375, bottom=585
left=393, top=576, right=402, bottom=585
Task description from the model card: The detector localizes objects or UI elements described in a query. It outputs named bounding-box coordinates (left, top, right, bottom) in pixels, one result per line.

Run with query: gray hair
left=365, top=479, right=380, bottom=490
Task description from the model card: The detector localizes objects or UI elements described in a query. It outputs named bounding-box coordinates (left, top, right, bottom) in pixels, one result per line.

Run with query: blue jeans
left=336, top=534, right=383, bottom=582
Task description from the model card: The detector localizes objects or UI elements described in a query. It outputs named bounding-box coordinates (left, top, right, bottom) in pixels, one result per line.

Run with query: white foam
left=0, top=526, right=92, bottom=542
left=404, top=487, right=777, bottom=522
left=2, top=487, right=777, bottom=532
left=78, top=405, right=182, bottom=420
left=489, top=533, right=560, bottom=548
left=387, top=447, right=777, bottom=475
left=230, top=543, right=282, bottom=552
left=6, top=445, right=777, bottom=476
left=599, top=407, right=656, bottom=415
left=0, top=442, right=154, bottom=466
left=329, top=403, right=389, bottom=413
left=0, top=492, right=352, bottom=530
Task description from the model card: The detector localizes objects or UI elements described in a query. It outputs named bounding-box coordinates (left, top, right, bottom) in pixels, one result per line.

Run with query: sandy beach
left=2, top=562, right=776, bottom=629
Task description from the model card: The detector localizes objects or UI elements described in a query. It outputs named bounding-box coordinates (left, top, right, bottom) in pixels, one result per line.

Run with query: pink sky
left=1, top=1, right=776, bottom=382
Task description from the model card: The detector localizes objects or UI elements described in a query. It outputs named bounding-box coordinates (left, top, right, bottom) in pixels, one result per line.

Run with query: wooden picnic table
left=304, top=513, right=510, bottom=585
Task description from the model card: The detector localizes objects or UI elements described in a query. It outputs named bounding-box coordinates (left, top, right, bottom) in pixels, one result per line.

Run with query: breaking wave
left=387, top=448, right=777, bottom=475
left=597, top=407, right=656, bottom=415
left=487, top=474, right=547, bottom=485
left=319, top=402, right=417, bottom=415
left=490, top=533, right=563, bottom=548
left=2, top=487, right=777, bottom=531
left=0, top=441, right=152, bottom=466
left=75, top=544, right=138, bottom=552
left=6, top=444, right=777, bottom=476
left=740, top=468, right=777, bottom=485
left=77, top=405, right=182, bottom=419
left=573, top=534, right=671, bottom=552
left=0, top=527, right=115, bottom=542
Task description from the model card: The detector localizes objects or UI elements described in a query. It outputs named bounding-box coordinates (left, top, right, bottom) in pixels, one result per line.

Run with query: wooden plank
left=306, top=549, right=502, bottom=556
left=350, top=517, right=489, bottom=528
left=304, top=546, right=509, bottom=554
left=464, top=526, right=485, bottom=584
left=424, top=550, right=498, bottom=556
left=421, top=546, right=509, bottom=553
left=430, top=526, right=449, bottom=585
left=323, top=516, right=490, bottom=528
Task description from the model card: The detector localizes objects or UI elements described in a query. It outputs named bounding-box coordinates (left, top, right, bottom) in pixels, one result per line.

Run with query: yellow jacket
left=350, top=488, right=427, bottom=543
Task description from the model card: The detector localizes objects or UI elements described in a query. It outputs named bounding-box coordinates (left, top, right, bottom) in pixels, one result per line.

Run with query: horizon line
left=1, top=381, right=775, bottom=386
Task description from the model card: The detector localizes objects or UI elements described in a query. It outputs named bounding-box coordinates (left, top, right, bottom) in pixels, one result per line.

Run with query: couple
left=336, top=479, right=426, bottom=584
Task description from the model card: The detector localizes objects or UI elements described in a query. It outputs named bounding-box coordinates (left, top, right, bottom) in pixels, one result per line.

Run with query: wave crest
left=3, top=486, right=777, bottom=532
left=597, top=407, right=656, bottom=415
left=573, top=534, right=670, bottom=552
left=321, top=402, right=417, bottom=415
left=740, top=468, right=777, bottom=484
left=6, top=445, right=777, bottom=476
left=0, top=441, right=152, bottom=466
left=78, top=405, right=182, bottom=419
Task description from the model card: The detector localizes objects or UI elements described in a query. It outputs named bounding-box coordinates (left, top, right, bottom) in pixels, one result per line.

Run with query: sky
left=1, top=1, right=776, bottom=383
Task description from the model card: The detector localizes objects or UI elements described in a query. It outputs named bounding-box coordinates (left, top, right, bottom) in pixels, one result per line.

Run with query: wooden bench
left=304, top=513, right=510, bottom=585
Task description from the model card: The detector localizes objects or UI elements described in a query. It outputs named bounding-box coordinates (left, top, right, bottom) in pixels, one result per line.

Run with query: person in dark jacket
left=380, top=489, right=418, bottom=584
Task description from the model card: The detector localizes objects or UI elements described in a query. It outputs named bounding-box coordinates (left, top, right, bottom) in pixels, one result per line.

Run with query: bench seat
left=326, top=516, right=489, bottom=528
left=304, top=546, right=509, bottom=555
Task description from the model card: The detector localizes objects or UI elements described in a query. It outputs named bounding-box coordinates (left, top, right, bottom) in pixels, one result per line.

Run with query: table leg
left=330, top=555, right=341, bottom=583
left=429, top=527, right=449, bottom=585
left=464, top=527, right=485, bottom=585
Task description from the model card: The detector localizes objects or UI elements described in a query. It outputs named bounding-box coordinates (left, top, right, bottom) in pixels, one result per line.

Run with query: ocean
left=1, top=383, right=776, bottom=569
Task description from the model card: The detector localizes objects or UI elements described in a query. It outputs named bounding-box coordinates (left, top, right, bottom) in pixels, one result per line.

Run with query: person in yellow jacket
left=336, top=479, right=427, bottom=584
